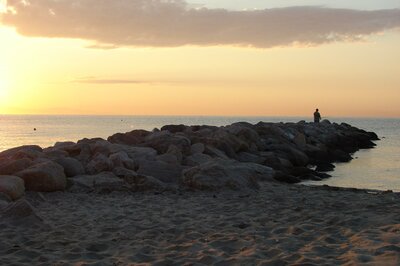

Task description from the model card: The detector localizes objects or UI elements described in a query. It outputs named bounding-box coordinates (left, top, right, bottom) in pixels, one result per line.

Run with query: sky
left=0, top=0, right=399, bottom=117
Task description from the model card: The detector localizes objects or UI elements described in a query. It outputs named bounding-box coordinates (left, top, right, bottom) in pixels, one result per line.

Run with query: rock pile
left=0, top=120, right=378, bottom=202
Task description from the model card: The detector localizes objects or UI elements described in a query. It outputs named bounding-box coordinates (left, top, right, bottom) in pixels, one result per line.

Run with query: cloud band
left=2, top=0, right=400, bottom=48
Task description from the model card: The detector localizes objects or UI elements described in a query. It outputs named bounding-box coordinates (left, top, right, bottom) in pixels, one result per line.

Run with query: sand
left=1, top=183, right=400, bottom=266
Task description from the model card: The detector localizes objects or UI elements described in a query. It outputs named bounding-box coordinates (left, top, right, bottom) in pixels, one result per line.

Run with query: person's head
left=316, top=108, right=319, bottom=112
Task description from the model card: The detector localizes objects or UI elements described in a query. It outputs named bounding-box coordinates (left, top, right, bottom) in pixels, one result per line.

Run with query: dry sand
left=1, top=183, right=400, bottom=266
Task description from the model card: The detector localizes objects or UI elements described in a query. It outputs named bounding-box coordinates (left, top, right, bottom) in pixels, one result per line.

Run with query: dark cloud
left=2, top=0, right=400, bottom=48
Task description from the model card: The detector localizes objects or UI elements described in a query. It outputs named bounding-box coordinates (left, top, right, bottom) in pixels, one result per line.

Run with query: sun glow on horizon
left=0, top=1, right=7, bottom=14
left=0, top=66, right=10, bottom=102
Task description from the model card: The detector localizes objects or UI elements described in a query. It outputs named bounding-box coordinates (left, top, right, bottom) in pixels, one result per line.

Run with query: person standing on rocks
left=314, top=109, right=321, bottom=123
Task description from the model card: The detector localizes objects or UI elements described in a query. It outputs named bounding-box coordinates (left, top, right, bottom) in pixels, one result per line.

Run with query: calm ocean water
left=0, top=115, right=399, bottom=191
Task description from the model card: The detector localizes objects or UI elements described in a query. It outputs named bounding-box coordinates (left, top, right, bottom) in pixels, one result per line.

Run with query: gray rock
left=184, top=153, right=212, bottom=166
left=55, top=157, right=85, bottom=177
left=68, top=175, right=95, bottom=192
left=113, top=166, right=138, bottom=178
left=160, top=124, right=187, bottom=133
left=204, top=145, right=229, bottom=159
left=107, top=129, right=150, bottom=145
left=68, top=172, right=126, bottom=193
left=122, top=146, right=158, bottom=161
left=16, top=161, right=67, bottom=192
left=137, top=159, right=184, bottom=183
left=156, top=153, right=180, bottom=165
left=0, top=192, right=12, bottom=202
left=43, top=149, right=69, bottom=159
left=109, top=151, right=136, bottom=170
left=226, top=123, right=261, bottom=149
left=207, top=129, right=249, bottom=156
left=0, top=158, right=32, bottom=175
left=293, top=133, right=307, bottom=149
left=190, top=143, right=205, bottom=155
left=53, top=141, right=76, bottom=149
left=113, top=167, right=166, bottom=192
left=94, top=172, right=127, bottom=192
left=0, top=199, right=8, bottom=210
left=166, top=144, right=183, bottom=163
left=91, top=140, right=122, bottom=156
left=273, top=172, right=301, bottom=183
left=144, top=131, right=191, bottom=154
left=0, top=145, right=43, bottom=160
left=237, top=152, right=265, bottom=164
left=86, top=154, right=113, bottom=175
left=182, top=159, right=275, bottom=191
left=269, top=144, right=309, bottom=166
left=63, top=143, right=92, bottom=163
left=0, top=175, right=25, bottom=200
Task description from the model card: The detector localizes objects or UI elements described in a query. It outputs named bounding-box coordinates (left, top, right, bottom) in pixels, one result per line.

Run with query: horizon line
left=0, top=113, right=399, bottom=120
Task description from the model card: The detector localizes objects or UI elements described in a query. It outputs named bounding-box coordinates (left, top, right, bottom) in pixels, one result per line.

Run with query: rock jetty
left=0, top=120, right=378, bottom=202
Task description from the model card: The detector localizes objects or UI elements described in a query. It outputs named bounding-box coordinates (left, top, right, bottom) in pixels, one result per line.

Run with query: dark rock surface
left=0, top=121, right=378, bottom=196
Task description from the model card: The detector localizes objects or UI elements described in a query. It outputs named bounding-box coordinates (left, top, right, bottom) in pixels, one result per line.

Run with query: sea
left=0, top=115, right=399, bottom=192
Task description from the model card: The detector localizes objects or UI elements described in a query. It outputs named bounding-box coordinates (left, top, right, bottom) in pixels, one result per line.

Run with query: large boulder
left=122, top=146, right=158, bottom=162
left=63, top=143, right=92, bottom=163
left=160, top=124, right=187, bottom=133
left=237, top=152, right=265, bottom=164
left=55, top=157, right=85, bottom=177
left=0, top=175, right=25, bottom=200
left=156, top=153, right=180, bottom=165
left=109, top=151, right=136, bottom=170
left=0, top=158, right=32, bottom=175
left=53, top=141, right=76, bottom=150
left=90, top=140, right=123, bottom=157
left=182, top=159, right=275, bottom=191
left=15, top=161, right=67, bottom=192
left=107, top=129, right=150, bottom=145
left=166, top=145, right=183, bottom=163
left=204, top=145, right=230, bottom=159
left=0, top=199, right=8, bottom=210
left=43, top=142, right=74, bottom=158
left=0, top=145, right=43, bottom=161
left=143, top=131, right=191, bottom=154
left=226, top=123, right=262, bottom=150
left=293, top=133, right=307, bottom=149
left=268, top=144, right=309, bottom=167
left=43, top=149, right=69, bottom=160
left=86, top=154, right=113, bottom=175
left=190, top=143, right=205, bottom=155
left=202, top=129, right=249, bottom=157
left=137, top=159, right=185, bottom=183
left=113, top=167, right=166, bottom=192
left=183, top=153, right=212, bottom=166
left=68, top=172, right=126, bottom=193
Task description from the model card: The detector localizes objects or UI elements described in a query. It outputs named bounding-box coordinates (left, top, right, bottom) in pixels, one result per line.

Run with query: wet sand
left=1, top=183, right=400, bottom=266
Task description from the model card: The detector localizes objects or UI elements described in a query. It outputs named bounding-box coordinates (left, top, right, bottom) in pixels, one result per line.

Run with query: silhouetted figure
left=314, top=109, right=321, bottom=123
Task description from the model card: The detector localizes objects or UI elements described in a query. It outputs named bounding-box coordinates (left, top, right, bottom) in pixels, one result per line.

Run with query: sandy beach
left=1, top=182, right=399, bottom=266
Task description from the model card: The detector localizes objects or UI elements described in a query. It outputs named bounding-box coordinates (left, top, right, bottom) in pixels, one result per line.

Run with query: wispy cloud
left=1, top=0, right=400, bottom=48
left=73, top=77, right=151, bottom=85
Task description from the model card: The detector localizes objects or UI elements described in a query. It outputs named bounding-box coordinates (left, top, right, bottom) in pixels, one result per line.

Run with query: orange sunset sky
left=0, top=0, right=399, bottom=117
